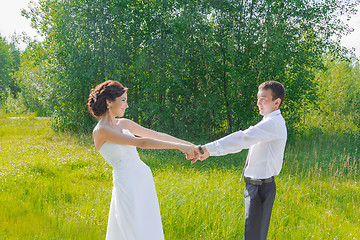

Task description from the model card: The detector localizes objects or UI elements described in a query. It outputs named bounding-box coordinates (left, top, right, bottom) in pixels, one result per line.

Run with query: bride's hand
left=179, top=144, right=198, bottom=160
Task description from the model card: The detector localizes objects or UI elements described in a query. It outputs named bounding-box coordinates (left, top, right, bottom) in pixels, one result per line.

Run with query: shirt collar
left=264, top=109, right=281, bottom=119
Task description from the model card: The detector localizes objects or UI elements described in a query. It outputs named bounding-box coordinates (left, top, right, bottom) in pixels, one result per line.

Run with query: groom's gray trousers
left=244, top=180, right=276, bottom=240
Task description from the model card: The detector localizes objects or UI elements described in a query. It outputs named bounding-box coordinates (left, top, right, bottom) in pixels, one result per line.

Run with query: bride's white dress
left=98, top=128, right=164, bottom=240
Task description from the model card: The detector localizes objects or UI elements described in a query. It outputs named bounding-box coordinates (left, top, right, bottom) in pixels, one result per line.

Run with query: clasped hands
left=183, top=145, right=209, bottom=164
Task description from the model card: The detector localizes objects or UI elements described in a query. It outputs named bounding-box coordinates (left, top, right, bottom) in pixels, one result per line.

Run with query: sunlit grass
left=0, top=115, right=359, bottom=239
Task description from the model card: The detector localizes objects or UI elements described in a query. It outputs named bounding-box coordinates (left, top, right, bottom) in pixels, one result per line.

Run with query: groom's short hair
left=258, top=81, right=285, bottom=107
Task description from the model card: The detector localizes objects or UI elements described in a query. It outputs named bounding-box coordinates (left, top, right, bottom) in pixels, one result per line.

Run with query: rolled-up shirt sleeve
left=205, top=118, right=280, bottom=156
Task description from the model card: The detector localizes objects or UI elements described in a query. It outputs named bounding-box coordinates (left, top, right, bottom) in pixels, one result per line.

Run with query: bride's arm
left=120, top=118, right=194, bottom=145
left=94, top=126, right=195, bottom=158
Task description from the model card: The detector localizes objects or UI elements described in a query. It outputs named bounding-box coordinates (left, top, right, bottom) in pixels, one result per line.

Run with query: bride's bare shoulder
left=117, top=118, right=136, bottom=128
left=117, top=118, right=132, bottom=124
left=93, top=123, right=111, bottom=136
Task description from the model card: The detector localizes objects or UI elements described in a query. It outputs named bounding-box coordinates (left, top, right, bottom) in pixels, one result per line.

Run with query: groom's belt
left=244, top=176, right=274, bottom=185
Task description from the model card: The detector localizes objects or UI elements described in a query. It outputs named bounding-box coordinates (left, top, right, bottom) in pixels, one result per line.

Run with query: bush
left=0, top=89, right=27, bottom=115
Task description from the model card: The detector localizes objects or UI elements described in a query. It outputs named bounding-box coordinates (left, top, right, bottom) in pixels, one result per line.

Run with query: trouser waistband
left=244, top=176, right=274, bottom=185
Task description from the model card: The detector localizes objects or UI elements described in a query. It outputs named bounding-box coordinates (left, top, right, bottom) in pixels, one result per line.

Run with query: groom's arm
left=205, top=130, right=248, bottom=155
left=191, top=131, right=247, bottom=164
left=193, top=119, right=281, bottom=163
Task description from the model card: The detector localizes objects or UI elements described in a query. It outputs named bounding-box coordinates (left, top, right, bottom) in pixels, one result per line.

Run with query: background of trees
left=0, top=35, right=22, bottom=112
left=1, top=0, right=359, bottom=140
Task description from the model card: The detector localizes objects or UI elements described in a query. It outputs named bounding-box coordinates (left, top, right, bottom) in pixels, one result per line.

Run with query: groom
left=194, top=81, right=287, bottom=240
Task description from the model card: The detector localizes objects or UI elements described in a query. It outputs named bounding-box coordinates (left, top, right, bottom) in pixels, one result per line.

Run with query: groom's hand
left=199, top=147, right=210, bottom=161
left=184, top=145, right=200, bottom=160
left=191, top=145, right=210, bottom=164
left=189, top=145, right=201, bottom=161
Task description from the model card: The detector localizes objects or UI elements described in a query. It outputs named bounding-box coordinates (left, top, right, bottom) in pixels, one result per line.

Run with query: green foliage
left=19, top=0, right=358, bottom=138
left=0, top=37, right=14, bottom=98
left=14, top=41, right=54, bottom=116
left=0, top=35, right=21, bottom=105
left=301, top=58, right=360, bottom=134
left=0, top=89, right=27, bottom=115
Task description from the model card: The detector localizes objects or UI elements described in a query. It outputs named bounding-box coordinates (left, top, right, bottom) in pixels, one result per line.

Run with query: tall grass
left=0, top=114, right=359, bottom=239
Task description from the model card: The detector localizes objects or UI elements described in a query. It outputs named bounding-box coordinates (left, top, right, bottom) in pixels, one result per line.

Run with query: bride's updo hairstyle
left=88, top=80, right=127, bottom=118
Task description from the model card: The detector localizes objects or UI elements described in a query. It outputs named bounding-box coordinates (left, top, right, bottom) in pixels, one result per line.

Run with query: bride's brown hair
left=88, top=80, right=128, bottom=118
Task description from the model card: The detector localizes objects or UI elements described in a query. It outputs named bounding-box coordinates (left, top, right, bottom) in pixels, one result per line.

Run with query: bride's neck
left=99, top=113, right=117, bottom=127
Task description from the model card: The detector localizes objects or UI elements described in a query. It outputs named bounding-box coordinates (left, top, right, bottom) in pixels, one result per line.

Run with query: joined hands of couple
left=183, top=144, right=209, bottom=164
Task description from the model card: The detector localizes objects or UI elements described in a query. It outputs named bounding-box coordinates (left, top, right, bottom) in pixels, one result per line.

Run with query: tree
left=0, top=35, right=21, bottom=105
left=14, top=40, right=53, bottom=116
left=22, top=0, right=358, bottom=139
left=303, top=57, right=360, bottom=134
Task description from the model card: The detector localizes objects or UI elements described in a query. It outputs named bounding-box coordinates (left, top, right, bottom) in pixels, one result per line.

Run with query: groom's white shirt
left=205, top=109, right=287, bottom=179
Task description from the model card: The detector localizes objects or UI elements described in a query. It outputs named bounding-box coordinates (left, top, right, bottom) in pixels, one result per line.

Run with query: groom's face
left=257, top=89, right=280, bottom=116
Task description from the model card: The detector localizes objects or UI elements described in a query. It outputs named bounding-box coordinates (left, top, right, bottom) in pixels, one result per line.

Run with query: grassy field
left=0, top=115, right=359, bottom=239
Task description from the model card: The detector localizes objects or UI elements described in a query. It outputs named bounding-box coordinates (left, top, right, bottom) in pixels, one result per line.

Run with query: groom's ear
left=273, top=98, right=281, bottom=109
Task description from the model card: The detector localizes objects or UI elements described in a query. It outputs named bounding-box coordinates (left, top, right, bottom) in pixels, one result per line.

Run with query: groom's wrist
left=203, top=143, right=214, bottom=156
left=198, top=145, right=204, bottom=154
left=202, top=146, right=209, bottom=154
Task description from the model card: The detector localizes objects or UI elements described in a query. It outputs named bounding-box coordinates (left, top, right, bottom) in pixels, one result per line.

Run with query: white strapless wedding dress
left=98, top=129, right=164, bottom=240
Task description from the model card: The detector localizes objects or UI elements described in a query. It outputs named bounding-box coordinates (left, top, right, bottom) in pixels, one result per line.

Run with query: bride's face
left=108, top=92, right=128, bottom=117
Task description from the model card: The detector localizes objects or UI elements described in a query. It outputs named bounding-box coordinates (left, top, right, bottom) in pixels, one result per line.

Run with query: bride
left=87, top=80, right=197, bottom=240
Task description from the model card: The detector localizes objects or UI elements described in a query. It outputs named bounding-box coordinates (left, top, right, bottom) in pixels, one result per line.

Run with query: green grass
left=0, top=114, right=359, bottom=239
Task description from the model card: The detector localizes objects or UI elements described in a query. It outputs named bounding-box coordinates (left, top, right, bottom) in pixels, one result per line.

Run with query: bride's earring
left=107, top=105, right=110, bottom=109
